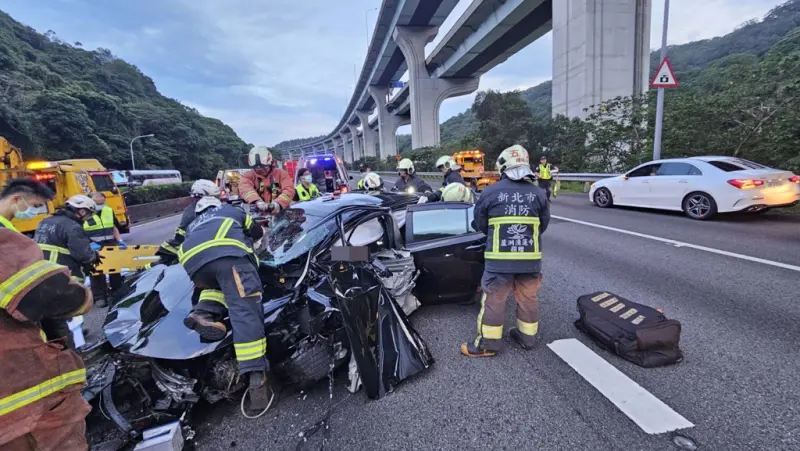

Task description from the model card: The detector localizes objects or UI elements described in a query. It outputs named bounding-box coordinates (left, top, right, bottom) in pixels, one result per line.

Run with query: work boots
left=183, top=311, right=227, bottom=341
left=247, top=371, right=274, bottom=414
left=508, top=328, right=536, bottom=350
left=460, top=341, right=497, bottom=358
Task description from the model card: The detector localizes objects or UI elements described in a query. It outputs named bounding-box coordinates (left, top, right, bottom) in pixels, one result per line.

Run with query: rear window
left=729, top=158, right=768, bottom=169
left=707, top=161, right=745, bottom=172
left=90, top=174, right=117, bottom=192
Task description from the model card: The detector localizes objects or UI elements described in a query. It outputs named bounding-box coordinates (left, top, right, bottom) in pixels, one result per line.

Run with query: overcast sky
left=1, top=0, right=786, bottom=145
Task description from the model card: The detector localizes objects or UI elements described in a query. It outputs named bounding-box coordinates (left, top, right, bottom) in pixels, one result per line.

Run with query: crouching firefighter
left=461, top=144, right=550, bottom=357
left=178, top=196, right=272, bottom=413
left=0, top=227, right=93, bottom=451
left=154, top=179, right=219, bottom=266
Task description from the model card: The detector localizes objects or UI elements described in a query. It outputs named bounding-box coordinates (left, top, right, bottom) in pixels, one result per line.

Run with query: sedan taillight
left=790, top=175, right=799, bottom=184
left=727, top=179, right=764, bottom=189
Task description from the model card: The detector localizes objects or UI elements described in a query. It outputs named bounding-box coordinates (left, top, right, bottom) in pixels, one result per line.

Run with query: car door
left=650, top=162, right=703, bottom=210
left=617, top=163, right=662, bottom=206
left=404, top=202, right=485, bottom=305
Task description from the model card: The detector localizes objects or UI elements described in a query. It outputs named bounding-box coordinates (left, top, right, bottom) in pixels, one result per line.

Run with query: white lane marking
left=131, top=213, right=182, bottom=229
left=548, top=338, right=694, bottom=435
left=552, top=215, right=800, bottom=273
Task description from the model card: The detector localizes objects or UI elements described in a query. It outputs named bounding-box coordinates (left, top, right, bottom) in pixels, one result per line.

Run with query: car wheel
left=593, top=188, right=613, bottom=208
left=682, top=192, right=717, bottom=220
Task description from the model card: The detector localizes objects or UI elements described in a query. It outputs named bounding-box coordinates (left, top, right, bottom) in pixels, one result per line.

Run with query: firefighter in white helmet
left=461, top=144, right=550, bottom=358
left=435, top=155, right=466, bottom=187
left=441, top=182, right=474, bottom=203
left=359, top=172, right=384, bottom=193
left=239, top=146, right=295, bottom=214
left=155, top=179, right=221, bottom=265
left=392, top=158, right=432, bottom=195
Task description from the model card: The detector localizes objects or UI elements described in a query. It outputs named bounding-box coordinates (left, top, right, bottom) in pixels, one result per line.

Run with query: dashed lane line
left=548, top=338, right=695, bottom=435
left=552, top=215, right=800, bottom=273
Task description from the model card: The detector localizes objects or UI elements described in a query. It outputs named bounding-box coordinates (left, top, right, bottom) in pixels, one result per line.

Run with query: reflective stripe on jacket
left=83, top=206, right=115, bottom=242
left=538, top=163, right=552, bottom=180
left=0, top=217, right=18, bottom=233
left=178, top=205, right=259, bottom=277
left=295, top=183, right=320, bottom=201
left=0, top=228, right=92, bottom=443
left=472, top=176, right=550, bottom=274
left=33, top=212, right=98, bottom=279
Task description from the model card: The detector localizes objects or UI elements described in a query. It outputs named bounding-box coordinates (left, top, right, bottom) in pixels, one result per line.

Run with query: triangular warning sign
left=650, top=57, right=678, bottom=88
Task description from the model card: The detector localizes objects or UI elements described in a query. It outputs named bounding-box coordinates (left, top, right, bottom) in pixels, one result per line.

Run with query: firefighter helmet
left=363, top=172, right=383, bottom=190
left=65, top=194, right=97, bottom=212
left=190, top=179, right=220, bottom=197
left=397, top=158, right=415, bottom=175
left=496, top=144, right=530, bottom=173
left=441, top=182, right=474, bottom=203
left=248, top=146, right=274, bottom=168
left=195, top=196, right=222, bottom=213
left=435, top=156, right=454, bottom=170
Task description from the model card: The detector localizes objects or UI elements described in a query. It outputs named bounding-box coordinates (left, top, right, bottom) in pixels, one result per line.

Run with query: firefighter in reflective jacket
left=0, top=227, right=93, bottom=451
left=156, top=180, right=218, bottom=265
left=293, top=168, right=320, bottom=202
left=178, top=196, right=272, bottom=413
left=239, top=146, right=295, bottom=214
left=84, top=192, right=124, bottom=306
left=461, top=144, right=550, bottom=357
left=33, top=195, right=100, bottom=281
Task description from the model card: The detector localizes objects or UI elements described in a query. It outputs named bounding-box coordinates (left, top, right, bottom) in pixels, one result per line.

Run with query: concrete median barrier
left=128, top=197, right=192, bottom=225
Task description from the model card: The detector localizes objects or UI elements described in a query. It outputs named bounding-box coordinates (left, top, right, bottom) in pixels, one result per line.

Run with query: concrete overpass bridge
left=280, top=0, right=652, bottom=165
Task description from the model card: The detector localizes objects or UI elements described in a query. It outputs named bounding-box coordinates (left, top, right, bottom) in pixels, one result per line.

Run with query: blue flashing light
left=310, top=158, right=318, bottom=164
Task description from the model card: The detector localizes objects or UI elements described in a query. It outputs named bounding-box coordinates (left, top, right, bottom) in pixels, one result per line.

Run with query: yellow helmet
left=496, top=144, right=530, bottom=173
left=397, top=158, right=415, bottom=174
left=441, top=182, right=474, bottom=203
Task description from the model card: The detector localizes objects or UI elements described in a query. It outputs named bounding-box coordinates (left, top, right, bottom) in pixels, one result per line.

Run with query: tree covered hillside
left=0, top=11, right=250, bottom=179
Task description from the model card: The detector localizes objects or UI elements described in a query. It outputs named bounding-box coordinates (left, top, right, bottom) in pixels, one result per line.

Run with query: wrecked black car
left=81, top=193, right=487, bottom=449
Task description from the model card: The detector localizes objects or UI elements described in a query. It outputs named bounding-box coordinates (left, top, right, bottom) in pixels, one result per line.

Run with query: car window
left=730, top=158, right=767, bottom=169
left=657, top=163, right=702, bottom=176
left=707, top=160, right=745, bottom=172
left=628, top=163, right=661, bottom=177
left=410, top=208, right=470, bottom=243
left=90, top=174, right=117, bottom=192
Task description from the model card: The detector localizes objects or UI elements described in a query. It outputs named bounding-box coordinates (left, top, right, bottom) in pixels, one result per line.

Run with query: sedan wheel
left=683, top=192, right=717, bottom=220
left=593, top=188, right=613, bottom=208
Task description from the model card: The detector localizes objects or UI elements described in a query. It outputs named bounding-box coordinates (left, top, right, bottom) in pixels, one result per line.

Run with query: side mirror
left=621, top=175, right=629, bottom=180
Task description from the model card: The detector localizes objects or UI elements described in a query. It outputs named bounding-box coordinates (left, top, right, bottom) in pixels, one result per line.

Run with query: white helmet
left=191, top=179, right=220, bottom=197
left=435, top=156, right=453, bottom=170
left=496, top=144, right=530, bottom=173
left=397, top=158, right=415, bottom=175
left=195, top=196, right=222, bottom=213
left=248, top=146, right=274, bottom=168
left=441, top=182, right=474, bottom=203
left=66, top=194, right=97, bottom=212
left=363, top=172, right=383, bottom=191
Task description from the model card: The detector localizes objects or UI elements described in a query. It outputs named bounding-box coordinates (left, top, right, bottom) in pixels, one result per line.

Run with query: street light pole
left=129, top=134, right=154, bottom=170
left=365, top=8, right=378, bottom=45
left=652, top=0, right=670, bottom=161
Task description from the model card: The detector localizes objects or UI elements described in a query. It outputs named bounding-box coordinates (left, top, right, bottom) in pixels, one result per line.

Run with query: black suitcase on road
left=574, top=291, right=683, bottom=368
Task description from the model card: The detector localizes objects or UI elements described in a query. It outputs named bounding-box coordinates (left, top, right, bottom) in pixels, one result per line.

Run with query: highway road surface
left=123, top=192, right=800, bottom=451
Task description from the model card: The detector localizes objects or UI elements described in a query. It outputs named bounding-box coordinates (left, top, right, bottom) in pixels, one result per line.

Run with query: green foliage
left=123, top=182, right=192, bottom=206
left=0, top=11, right=250, bottom=180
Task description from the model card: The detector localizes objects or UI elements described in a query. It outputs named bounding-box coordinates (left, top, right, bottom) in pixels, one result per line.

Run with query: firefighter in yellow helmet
left=461, top=144, right=550, bottom=357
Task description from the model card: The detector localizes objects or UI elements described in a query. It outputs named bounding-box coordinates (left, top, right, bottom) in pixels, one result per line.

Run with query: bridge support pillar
left=393, top=26, right=480, bottom=150
left=332, top=136, right=344, bottom=160
left=368, top=86, right=403, bottom=159
left=339, top=133, right=353, bottom=164
left=346, top=124, right=362, bottom=161
left=356, top=110, right=378, bottom=158
left=552, top=0, right=652, bottom=118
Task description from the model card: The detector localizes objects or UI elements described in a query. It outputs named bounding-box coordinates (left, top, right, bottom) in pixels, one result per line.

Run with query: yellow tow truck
left=453, top=150, right=499, bottom=192
left=0, top=137, right=158, bottom=273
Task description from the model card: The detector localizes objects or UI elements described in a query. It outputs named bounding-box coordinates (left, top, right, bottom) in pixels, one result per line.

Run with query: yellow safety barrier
left=94, top=245, right=161, bottom=274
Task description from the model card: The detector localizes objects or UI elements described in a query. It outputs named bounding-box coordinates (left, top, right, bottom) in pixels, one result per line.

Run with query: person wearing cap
left=536, top=155, right=558, bottom=201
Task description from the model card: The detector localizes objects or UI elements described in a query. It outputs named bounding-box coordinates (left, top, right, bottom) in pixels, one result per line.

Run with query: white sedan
left=589, top=156, right=800, bottom=220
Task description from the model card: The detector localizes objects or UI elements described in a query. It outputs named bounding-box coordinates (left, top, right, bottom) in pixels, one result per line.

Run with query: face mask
left=302, top=175, right=313, bottom=183
left=13, top=198, right=39, bottom=220
left=95, top=203, right=105, bottom=212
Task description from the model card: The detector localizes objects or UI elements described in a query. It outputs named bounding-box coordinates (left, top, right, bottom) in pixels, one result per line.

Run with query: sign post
left=651, top=0, right=676, bottom=161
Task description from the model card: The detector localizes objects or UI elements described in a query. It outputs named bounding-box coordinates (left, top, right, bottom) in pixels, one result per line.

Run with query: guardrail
left=128, top=197, right=193, bottom=225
